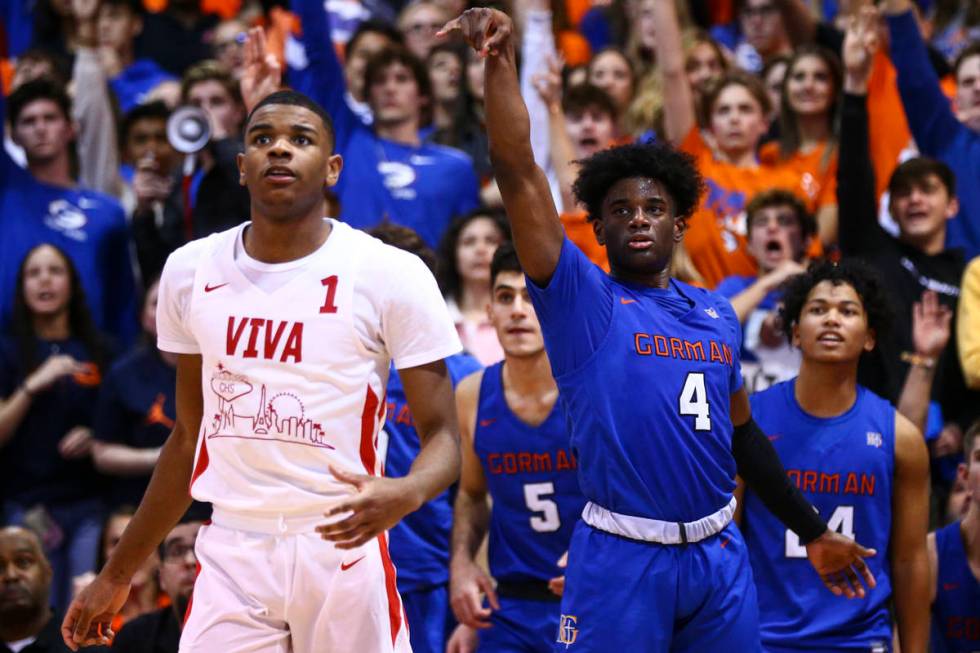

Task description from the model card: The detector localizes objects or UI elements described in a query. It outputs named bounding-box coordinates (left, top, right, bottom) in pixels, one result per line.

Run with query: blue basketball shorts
left=554, top=521, right=761, bottom=652
left=479, top=595, right=562, bottom=652
left=401, top=583, right=454, bottom=653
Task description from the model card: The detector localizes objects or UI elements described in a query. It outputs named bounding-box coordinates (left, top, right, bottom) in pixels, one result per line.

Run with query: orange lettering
left=635, top=333, right=652, bottom=355
left=669, top=337, right=686, bottom=359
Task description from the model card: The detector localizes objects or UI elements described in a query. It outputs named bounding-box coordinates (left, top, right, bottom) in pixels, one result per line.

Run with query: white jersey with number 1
left=156, top=218, right=462, bottom=520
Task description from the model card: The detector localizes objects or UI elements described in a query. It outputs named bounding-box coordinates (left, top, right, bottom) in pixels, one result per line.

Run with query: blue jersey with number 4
left=525, top=238, right=743, bottom=523
left=474, top=362, right=585, bottom=583
left=745, top=380, right=895, bottom=652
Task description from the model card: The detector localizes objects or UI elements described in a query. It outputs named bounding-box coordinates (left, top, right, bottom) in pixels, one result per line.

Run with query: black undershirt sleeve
left=732, top=419, right=827, bottom=544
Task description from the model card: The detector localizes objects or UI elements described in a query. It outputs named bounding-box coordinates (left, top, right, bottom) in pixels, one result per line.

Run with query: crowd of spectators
left=1, top=0, right=979, bottom=648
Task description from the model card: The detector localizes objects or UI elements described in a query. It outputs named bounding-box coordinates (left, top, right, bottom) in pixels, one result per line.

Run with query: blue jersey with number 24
left=745, top=380, right=895, bottom=652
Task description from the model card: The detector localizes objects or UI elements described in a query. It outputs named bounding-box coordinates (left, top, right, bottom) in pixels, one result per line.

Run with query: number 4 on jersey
left=679, top=372, right=711, bottom=431
left=785, top=505, right=855, bottom=557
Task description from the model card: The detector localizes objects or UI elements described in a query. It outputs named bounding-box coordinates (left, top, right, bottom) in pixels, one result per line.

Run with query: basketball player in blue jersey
left=369, top=222, right=483, bottom=653
left=929, top=421, right=980, bottom=653
left=440, top=9, right=877, bottom=652
left=448, top=243, right=585, bottom=653
left=739, top=260, right=931, bottom=653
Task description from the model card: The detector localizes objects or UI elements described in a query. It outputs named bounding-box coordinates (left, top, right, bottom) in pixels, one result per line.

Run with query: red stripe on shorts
left=377, top=534, right=403, bottom=645
left=182, top=561, right=203, bottom=627
left=359, top=385, right=380, bottom=475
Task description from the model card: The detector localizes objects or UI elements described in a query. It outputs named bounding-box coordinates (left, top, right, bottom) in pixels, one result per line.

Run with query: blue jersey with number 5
left=525, top=238, right=743, bottom=522
left=474, top=362, right=585, bottom=583
left=744, top=380, right=895, bottom=652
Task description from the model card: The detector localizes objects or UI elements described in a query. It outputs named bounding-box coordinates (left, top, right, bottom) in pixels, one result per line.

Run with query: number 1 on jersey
left=679, top=372, right=711, bottom=431
left=320, top=275, right=339, bottom=314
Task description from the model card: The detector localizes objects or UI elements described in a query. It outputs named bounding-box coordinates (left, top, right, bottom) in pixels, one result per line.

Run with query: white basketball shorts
left=180, top=511, right=412, bottom=653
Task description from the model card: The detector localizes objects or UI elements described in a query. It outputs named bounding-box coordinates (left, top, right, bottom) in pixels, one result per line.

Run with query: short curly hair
left=778, top=259, right=893, bottom=345
left=572, top=142, right=704, bottom=224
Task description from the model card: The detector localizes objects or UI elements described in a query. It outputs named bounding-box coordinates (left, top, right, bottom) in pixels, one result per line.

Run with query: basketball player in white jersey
left=61, top=90, right=463, bottom=652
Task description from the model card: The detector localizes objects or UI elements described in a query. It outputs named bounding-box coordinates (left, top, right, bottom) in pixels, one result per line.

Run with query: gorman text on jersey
left=633, top=332, right=734, bottom=366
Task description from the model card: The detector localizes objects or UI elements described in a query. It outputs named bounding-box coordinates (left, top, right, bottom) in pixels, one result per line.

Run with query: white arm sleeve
left=73, top=47, right=122, bottom=197
left=520, top=8, right=564, bottom=212
left=382, top=253, right=462, bottom=369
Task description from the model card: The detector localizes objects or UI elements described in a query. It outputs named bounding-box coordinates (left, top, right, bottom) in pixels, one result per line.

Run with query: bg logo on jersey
left=557, top=615, right=579, bottom=647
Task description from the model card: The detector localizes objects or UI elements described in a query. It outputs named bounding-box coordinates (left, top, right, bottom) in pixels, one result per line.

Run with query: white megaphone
left=166, top=106, right=212, bottom=240
left=167, top=105, right=211, bottom=154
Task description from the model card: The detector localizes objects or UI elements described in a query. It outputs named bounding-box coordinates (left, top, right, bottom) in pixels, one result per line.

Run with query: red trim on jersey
left=189, top=431, right=210, bottom=489
left=182, top=561, right=203, bottom=627
left=376, top=388, right=387, bottom=474
left=377, top=534, right=403, bottom=645
left=359, top=386, right=380, bottom=475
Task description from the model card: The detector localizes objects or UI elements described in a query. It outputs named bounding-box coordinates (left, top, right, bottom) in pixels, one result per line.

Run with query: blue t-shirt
left=110, top=59, right=176, bottom=114
left=474, top=362, right=585, bottom=583
left=385, top=353, right=482, bottom=592
left=716, top=274, right=779, bottom=312
left=1, top=3, right=34, bottom=57
left=94, top=344, right=177, bottom=509
left=526, top=238, right=743, bottom=522
left=744, top=380, right=895, bottom=652
left=888, top=11, right=980, bottom=259
left=716, top=273, right=800, bottom=394
left=0, top=337, right=106, bottom=506
left=289, top=0, right=479, bottom=247
left=930, top=521, right=980, bottom=653
left=0, top=91, right=138, bottom=345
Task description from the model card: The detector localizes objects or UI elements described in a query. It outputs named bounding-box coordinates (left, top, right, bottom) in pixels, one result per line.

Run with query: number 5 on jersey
left=524, top=482, right=560, bottom=532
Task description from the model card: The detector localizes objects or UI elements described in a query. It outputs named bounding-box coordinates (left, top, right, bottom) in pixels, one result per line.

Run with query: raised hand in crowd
left=71, top=0, right=101, bottom=47
left=132, top=155, right=174, bottom=212
left=240, top=26, right=282, bottom=114
left=910, top=288, right=958, bottom=460
left=842, top=2, right=880, bottom=94
left=899, top=289, right=954, bottom=437
left=531, top=54, right=563, bottom=111
left=911, top=290, right=953, bottom=365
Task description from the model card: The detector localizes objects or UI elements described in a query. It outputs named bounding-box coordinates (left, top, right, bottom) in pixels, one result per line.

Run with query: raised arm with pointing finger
left=439, top=9, right=563, bottom=286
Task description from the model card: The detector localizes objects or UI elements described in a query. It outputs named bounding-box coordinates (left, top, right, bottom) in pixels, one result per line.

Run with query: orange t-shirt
left=1, top=59, right=12, bottom=96
left=142, top=0, right=240, bottom=17
left=758, top=139, right=838, bottom=211
left=561, top=211, right=609, bottom=272
left=680, top=128, right=817, bottom=289
left=867, top=50, right=959, bottom=200
left=558, top=30, right=591, bottom=67
left=867, top=51, right=914, bottom=201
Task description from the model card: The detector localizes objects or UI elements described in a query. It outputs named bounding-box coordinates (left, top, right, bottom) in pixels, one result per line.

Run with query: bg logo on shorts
left=557, top=614, right=579, bottom=647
